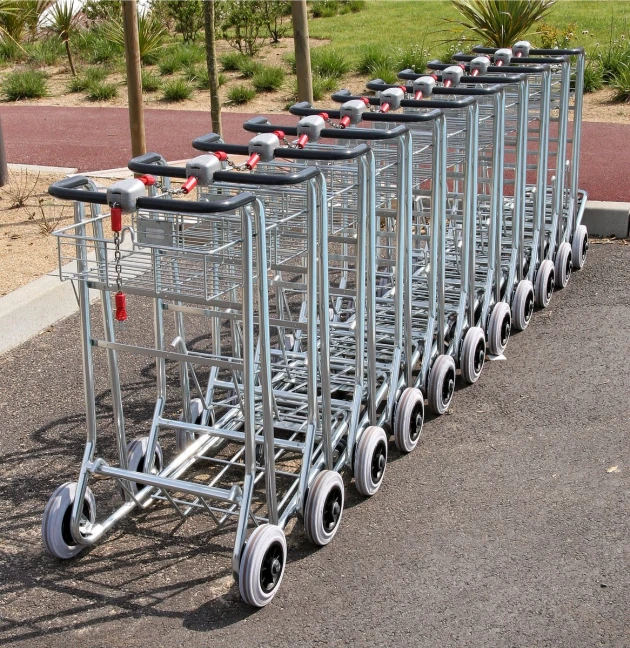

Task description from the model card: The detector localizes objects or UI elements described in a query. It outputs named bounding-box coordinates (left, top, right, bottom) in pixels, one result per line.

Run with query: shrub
left=237, top=57, right=263, bottom=78
left=345, top=0, right=366, bottom=11
left=261, top=0, right=291, bottom=43
left=220, top=51, right=248, bottom=71
left=158, top=53, right=181, bottom=75
left=183, top=63, right=201, bottom=82
left=312, top=0, right=340, bottom=18
left=596, top=42, right=630, bottom=83
left=141, top=70, right=162, bottom=92
left=162, top=78, right=193, bottom=101
left=158, top=45, right=204, bottom=75
left=356, top=44, right=391, bottom=75
left=227, top=84, right=256, bottom=104
left=446, top=0, right=556, bottom=49
left=252, top=65, right=285, bottom=91
left=369, top=62, right=398, bottom=84
left=26, top=37, right=65, bottom=67
left=2, top=69, right=48, bottom=100
left=311, top=47, right=350, bottom=79
left=68, top=67, right=109, bottom=93
left=86, top=81, right=118, bottom=101
left=610, top=63, right=630, bottom=102
left=0, top=39, right=21, bottom=62
left=397, top=44, right=429, bottom=73
left=195, top=67, right=227, bottom=89
left=581, top=62, right=603, bottom=93
left=221, top=0, right=267, bottom=56
left=312, top=74, right=337, bottom=100
left=538, top=22, right=577, bottom=50
left=100, top=12, right=166, bottom=65
left=165, top=0, right=204, bottom=43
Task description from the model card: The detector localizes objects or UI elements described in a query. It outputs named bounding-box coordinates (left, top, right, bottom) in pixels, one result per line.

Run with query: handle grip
left=48, top=176, right=108, bottom=205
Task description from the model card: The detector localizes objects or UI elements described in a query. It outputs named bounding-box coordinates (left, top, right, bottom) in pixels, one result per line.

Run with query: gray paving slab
left=0, top=244, right=628, bottom=648
left=582, top=201, right=630, bottom=238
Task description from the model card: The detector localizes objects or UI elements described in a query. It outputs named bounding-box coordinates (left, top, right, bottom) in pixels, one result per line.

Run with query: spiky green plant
left=101, top=12, right=166, bottom=65
left=47, top=0, right=80, bottom=75
left=447, top=0, right=556, bottom=48
left=611, top=63, right=630, bottom=102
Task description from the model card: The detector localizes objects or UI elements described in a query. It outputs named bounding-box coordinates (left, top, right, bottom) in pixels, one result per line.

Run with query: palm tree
left=48, top=0, right=80, bottom=76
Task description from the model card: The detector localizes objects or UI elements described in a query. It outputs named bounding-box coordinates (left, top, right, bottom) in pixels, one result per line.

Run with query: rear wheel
left=354, top=426, right=388, bottom=496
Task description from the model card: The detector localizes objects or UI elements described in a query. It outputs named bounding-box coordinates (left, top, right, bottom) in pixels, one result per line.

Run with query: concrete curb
left=1, top=198, right=629, bottom=356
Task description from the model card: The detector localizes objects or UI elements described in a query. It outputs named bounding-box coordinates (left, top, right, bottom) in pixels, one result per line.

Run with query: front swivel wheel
left=460, top=326, right=486, bottom=384
left=393, top=387, right=424, bottom=453
left=354, top=425, right=388, bottom=496
left=239, top=524, right=286, bottom=608
left=487, top=302, right=511, bottom=355
left=535, top=259, right=555, bottom=308
left=512, top=280, right=534, bottom=331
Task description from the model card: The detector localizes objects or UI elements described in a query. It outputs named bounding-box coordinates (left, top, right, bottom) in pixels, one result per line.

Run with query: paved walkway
left=1, top=105, right=627, bottom=202
left=0, top=244, right=628, bottom=647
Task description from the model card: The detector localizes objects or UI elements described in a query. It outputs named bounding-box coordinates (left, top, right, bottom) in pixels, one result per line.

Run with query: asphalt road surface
left=0, top=244, right=628, bottom=648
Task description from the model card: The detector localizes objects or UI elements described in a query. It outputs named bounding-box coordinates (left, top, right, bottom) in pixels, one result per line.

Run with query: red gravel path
left=0, top=105, right=626, bottom=202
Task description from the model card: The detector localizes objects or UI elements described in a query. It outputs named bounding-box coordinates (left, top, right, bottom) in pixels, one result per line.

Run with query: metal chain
left=114, top=230, right=122, bottom=292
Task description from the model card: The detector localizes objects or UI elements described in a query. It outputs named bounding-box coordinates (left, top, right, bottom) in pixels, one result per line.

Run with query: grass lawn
left=308, top=0, right=630, bottom=61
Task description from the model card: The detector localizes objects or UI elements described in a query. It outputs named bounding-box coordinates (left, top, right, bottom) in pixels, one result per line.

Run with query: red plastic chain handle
left=496, top=60, right=504, bottom=67
left=296, top=134, right=309, bottom=148
left=110, top=205, right=122, bottom=232
left=181, top=176, right=198, bottom=194
left=318, top=112, right=329, bottom=121
left=246, top=153, right=261, bottom=170
left=339, top=116, right=351, bottom=129
left=273, top=130, right=285, bottom=140
left=471, top=68, right=479, bottom=77
left=360, top=97, right=370, bottom=105
left=213, top=151, right=228, bottom=162
left=414, top=91, right=423, bottom=100
left=138, top=174, right=155, bottom=186
left=115, top=291, right=127, bottom=322
left=380, top=103, right=390, bottom=113
left=515, top=52, right=522, bottom=58
left=443, top=79, right=452, bottom=88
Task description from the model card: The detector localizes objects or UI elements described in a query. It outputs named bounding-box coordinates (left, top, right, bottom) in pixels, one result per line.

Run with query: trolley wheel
left=176, top=398, right=204, bottom=453
left=572, top=224, right=589, bottom=270
left=427, top=354, right=456, bottom=415
left=460, top=326, right=486, bottom=385
left=42, top=482, right=95, bottom=560
left=354, top=425, right=388, bottom=496
left=512, top=279, right=534, bottom=331
left=487, top=302, right=511, bottom=356
left=393, top=387, right=424, bottom=453
left=304, top=470, right=344, bottom=546
left=123, top=437, right=164, bottom=497
left=535, top=259, right=555, bottom=308
left=554, top=241, right=572, bottom=289
left=239, top=524, right=286, bottom=608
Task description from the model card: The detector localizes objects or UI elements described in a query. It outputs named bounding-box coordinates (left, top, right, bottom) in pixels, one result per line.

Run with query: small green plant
left=446, top=0, right=556, bottom=48
left=581, top=62, right=603, bottom=93
left=311, top=47, right=350, bottom=79
left=252, top=65, right=285, bottom=91
left=220, top=51, right=248, bottom=71
left=159, top=53, right=182, bottom=75
left=2, top=69, right=48, bottom=101
left=356, top=45, right=391, bottom=75
left=369, top=62, right=398, bottom=84
left=159, top=45, right=204, bottom=75
left=283, top=51, right=296, bottom=73
left=538, top=22, right=577, bottom=49
left=195, top=67, right=227, bottom=90
left=227, top=84, right=256, bottom=104
left=312, top=74, right=337, bottom=100
left=162, top=78, right=193, bottom=101
left=26, top=38, right=65, bottom=67
left=68, top=67, right=109, bottom=93
left=0, top=39, right=20, bottom=62
left=183, top=63, right=201, bottom=82
left=100, top=12, right=166, bottom=65
left=611, top=63, right=630, bottom=102
left=311, top=0, right=340, bottom=18
left=345, top=0, right=366, bottom=11
left=237, top=57, right=264, bottom=78
left=397, top=44, right=429, bottom=73
left=141, top=69, right=162, bottom=92
left=596, top=39, right=630, bottom=83
left=86, top=81, right=118, bottom=101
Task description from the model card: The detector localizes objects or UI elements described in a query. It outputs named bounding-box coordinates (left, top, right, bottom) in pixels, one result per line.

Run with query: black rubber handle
left=470, top=47, right=567, bottom=64
left=441, top=55, right=548, bottom=74
left=213, top=167, right=320, bottom=185
left=192, top=136, right=249, bottom=155
left=137, top=193, right=256, bottom=213
left=128, top=153, right=187, bottom=179
left=424, top=62, right=525, bottom=83
left=48, top=176, right=108, bottom=205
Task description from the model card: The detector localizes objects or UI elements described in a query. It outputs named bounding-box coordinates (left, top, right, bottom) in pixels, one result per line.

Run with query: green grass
left=312, top=75, right=338, bottom=100
left=25, top=38, right=65, bottom=67
left=311, top=47, right=350, bottom=79
left=610, top=63, right=630, bottom=102
left=162, top=78, right=193, bottom=101
left=194, top=67, right=227, bottom=90
left=141, top=70, right=162, bottom=92
left=252, top=65, right=285, bottom=91
left=86, top=81, right=118, bottom=101
left=68, top=67, right=109, bottom=93
left=227, top=84, right=256, bottom=104
left=158, top=44, right=204, bottom=75
left=237, top=57, right=264, bottom=78
left=2, top=69, right=48, bottom=101
left=220, top=51, right=249, bottom=71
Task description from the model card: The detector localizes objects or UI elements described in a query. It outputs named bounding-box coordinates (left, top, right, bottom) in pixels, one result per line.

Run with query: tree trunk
left=203, top=0, right=222, bottom=136
left=64, top=38, right=76, bottom=77
left=291, top=0, right=312, bottom=103
left=122, top=0, right=146, bottom=157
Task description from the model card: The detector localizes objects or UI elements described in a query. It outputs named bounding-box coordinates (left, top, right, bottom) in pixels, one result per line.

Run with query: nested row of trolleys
left=43, top=42, right=589, bottom=607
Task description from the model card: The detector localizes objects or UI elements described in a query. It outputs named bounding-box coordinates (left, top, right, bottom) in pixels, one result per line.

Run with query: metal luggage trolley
left=126, top=141, right=395, bottom=505
left=43, top=164, right=352, bottom=608
left=471, top=41, right=589, bottom=273
left=321, top=89, right=490, bottom=413
left=238, top=113, right=444, bottom=432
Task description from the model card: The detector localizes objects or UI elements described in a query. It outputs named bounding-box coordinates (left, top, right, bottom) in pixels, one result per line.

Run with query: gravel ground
left=0, top=243, right=628, bottom=648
